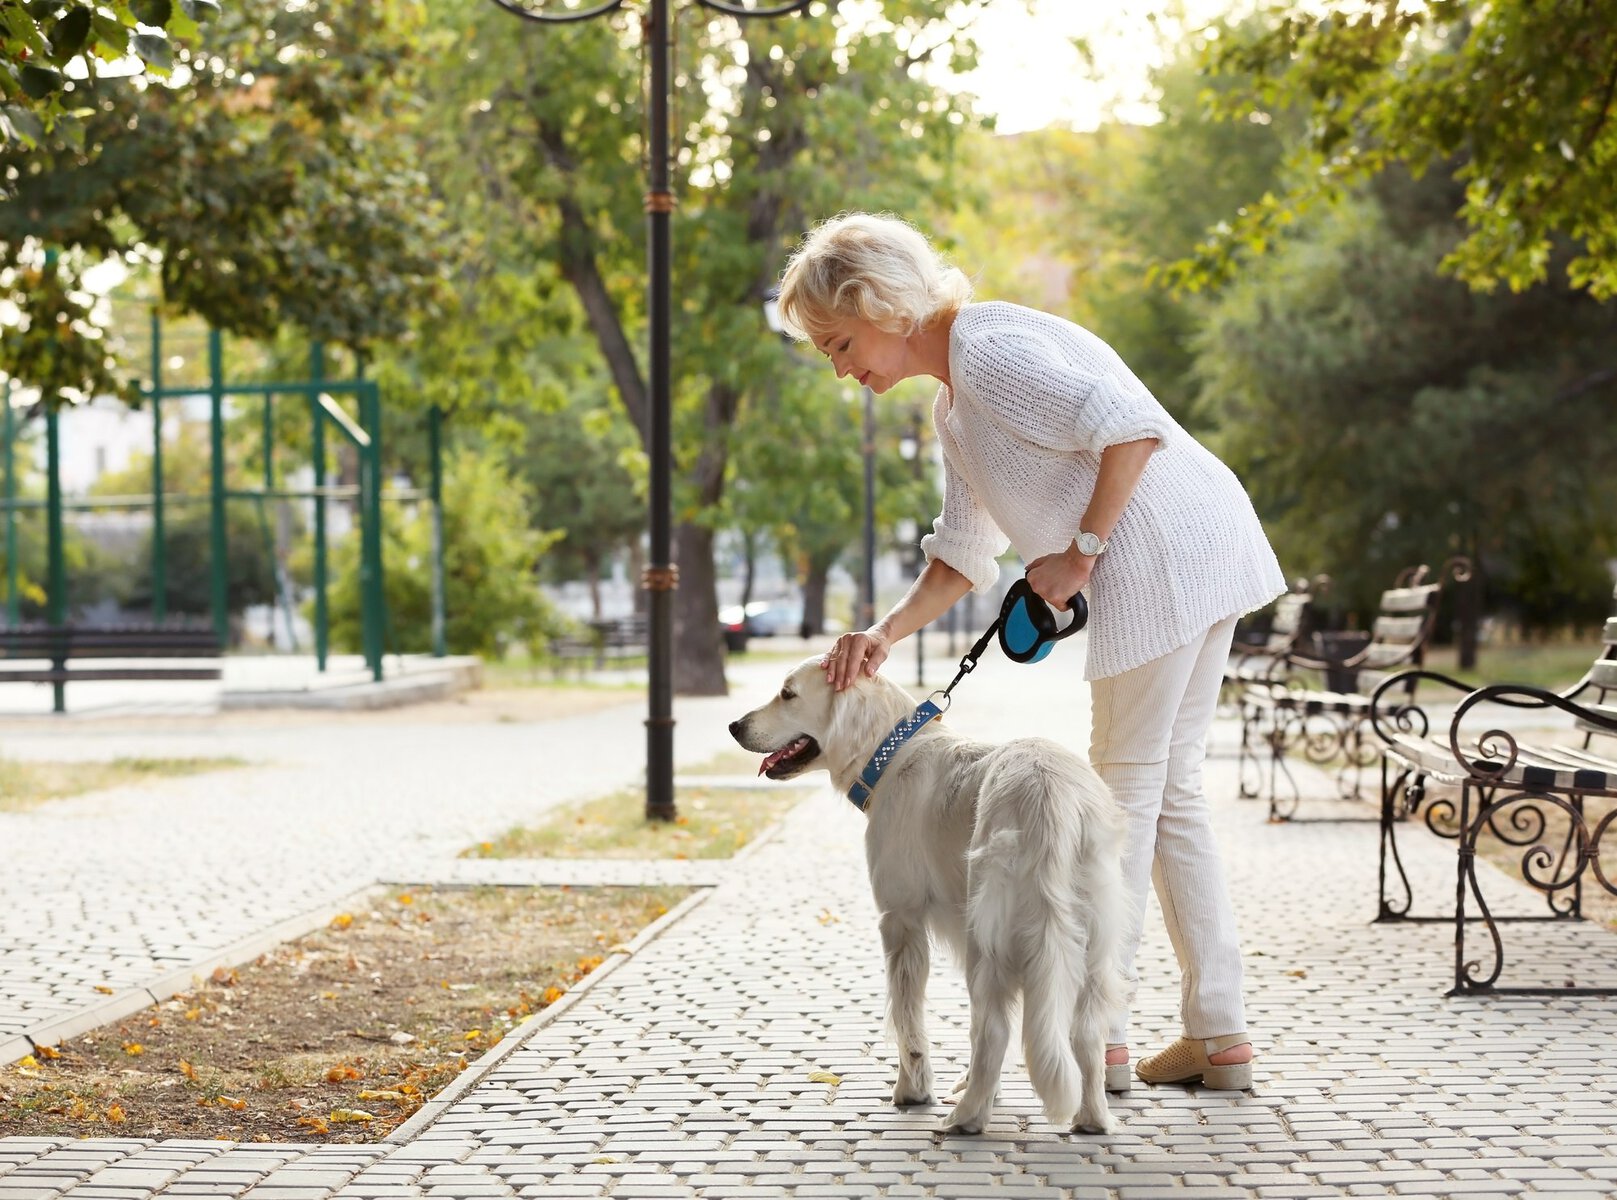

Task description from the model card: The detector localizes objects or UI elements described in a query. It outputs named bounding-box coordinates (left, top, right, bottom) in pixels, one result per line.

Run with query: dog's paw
left=1070, top=1108, right=1114, bottom=1137
left=892, top=1085, right=934, bottom=1107
left=945, top=1070, right=971, bottom=1101
left=939, top=1111, right=986, bottom=1136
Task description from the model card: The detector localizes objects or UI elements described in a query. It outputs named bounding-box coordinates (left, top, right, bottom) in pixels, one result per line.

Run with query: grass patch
left=0, top=757, right=247, bottom=813
left=0, top=885, right=687, bottom=1142
left=1424, top=641, right=1607, bottom=693
left=464, top=783, right=801, bottom=862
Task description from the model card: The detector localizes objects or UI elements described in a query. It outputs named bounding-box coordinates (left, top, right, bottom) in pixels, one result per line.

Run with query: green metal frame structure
left=2, top=315, right=449, bottom=710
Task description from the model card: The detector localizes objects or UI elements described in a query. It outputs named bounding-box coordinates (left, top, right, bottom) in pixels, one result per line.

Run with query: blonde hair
left=776, top=212, right=973, bottom=342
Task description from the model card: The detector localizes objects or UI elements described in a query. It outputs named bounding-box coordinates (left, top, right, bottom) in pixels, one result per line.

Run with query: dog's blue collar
left=847, top=698, right=945, bottom=811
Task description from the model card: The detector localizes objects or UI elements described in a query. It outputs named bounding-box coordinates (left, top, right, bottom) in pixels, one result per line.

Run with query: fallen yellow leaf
left=464, top=1029, right=483, bottom=1041
left=329, top=1108, right=375, bottom=1123
left=178, top=1060, right=197, bottom=1081
left=356, top=1090, right=408, bottom=1103
left=808, top=1070, right=842, bottom=1086
left=105, top=1104, right=126, bottom=1123
left=93, top=985, right=115, bottom=995
left=541, top=985, right=565, bottom=1005
left=122, top=1043, right=144, bottom=1057
left=36, top=1045, right=60, bottom=1061
left=16, top=1055, right=38, bottom=1070
left=330, top=913, right=354, bottom=931
left=183, top=1008, right=201, bottom=1021
left=218, top=1096, right=247, bottom=1111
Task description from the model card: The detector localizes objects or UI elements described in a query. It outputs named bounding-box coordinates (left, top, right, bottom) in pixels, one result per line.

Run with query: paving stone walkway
left=4, top=644, right=1617, bottom=1198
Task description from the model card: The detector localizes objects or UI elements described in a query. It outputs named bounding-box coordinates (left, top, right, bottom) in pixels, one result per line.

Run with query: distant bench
left=549, top=615, right=649, bottom=675
left=0, top=623, right=223, bottom=713
left=1238, top=559, right=1472, bottom=820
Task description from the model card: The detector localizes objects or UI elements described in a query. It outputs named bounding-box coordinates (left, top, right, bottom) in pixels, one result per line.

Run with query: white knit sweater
left=919, top=301, right=1287, bottom=680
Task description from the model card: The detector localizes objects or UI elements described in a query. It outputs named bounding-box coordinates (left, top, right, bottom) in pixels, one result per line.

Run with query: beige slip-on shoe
left=1135, top=1033, right=1253, bottom=1089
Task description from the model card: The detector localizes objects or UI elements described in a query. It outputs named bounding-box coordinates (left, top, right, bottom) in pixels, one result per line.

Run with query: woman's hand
left=823, top=627, right=891, bottom=690
left=1025, top=544, right=1093, bottom=610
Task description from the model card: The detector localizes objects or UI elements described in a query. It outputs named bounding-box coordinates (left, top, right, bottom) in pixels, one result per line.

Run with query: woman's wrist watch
left=1075, top=529, right=1108, bottom=557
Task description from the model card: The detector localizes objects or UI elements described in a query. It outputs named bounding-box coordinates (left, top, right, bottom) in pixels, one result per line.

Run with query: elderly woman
left=775, top=212, right=1286, bottom=1092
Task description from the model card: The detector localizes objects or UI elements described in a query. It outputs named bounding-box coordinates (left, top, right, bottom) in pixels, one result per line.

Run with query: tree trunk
left=741, top=531, right=757, bottom=609
left=674, top=519, right=728, bottom=695
left=802, top=555, right=832, bottom=636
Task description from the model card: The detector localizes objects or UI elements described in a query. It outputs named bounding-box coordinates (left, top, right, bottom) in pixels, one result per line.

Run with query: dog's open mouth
left=757, top=734, right=821, bottom=778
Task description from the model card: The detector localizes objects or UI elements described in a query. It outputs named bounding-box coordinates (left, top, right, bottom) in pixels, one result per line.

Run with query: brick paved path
left=5, top=645, right=1617, bottom=1197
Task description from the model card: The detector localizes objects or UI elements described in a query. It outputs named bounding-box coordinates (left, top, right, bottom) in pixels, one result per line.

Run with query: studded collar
left=846, top=699, right=945, bottom=811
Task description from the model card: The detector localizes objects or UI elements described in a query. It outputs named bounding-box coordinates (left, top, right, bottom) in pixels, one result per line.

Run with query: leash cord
left=940, top=617, right=1001, bottom=702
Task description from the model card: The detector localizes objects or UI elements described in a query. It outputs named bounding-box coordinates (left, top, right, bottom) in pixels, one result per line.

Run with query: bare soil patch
left=0, top=885, right=686, bottom=1143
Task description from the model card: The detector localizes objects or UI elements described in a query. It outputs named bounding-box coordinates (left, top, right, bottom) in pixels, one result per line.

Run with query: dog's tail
left=967, top=744, right=1119, bottom=1126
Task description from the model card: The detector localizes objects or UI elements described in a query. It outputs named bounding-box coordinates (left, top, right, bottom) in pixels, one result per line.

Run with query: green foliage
left=326, top=448, right=569, bottom=659
left=521, top=389, right=643, bottom=589
left=0, top=0, right=219, bottom=147
left=87, top=424, right=278, bottom=617
left=1195, top=171, right=1617, bottom=633
left=0, top=254, right=130, bottom=411
left=1177, top=0, right=1617, bottom=299
left=2, top=0, right=447, bottom=362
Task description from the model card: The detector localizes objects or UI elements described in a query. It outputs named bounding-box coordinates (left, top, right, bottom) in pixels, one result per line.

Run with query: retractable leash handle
left=997, top=578, right=1087, bottom=664
left=938, top=577, right=1090, bottom=704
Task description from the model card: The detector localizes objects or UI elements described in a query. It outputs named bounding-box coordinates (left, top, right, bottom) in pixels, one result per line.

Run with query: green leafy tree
left=436, top=1, right=986, bottom=694
left=326, top=447, right=568, bottom=659
left=1195, top=170, right=1617, bottom=636
left=1, top=0, right=219, bottom=147
left=522, top=387, right=645, bottom=619
left=1176, top=0, right=1617, bottom=299
left=2, top=1, right=446, bottom=363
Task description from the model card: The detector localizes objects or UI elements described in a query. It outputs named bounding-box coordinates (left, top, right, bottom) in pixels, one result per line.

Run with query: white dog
left=729, top=658, right=1127, bottom=1135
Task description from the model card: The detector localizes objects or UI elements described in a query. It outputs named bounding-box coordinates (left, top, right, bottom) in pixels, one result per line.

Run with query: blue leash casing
left=997, top=578, right=1088, bottom=664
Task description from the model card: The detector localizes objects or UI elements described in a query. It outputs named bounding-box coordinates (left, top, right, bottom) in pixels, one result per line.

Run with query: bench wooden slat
left=0, top=668, right=222, bottom=683
left=1370, top=614, right=1427, bottom=644
left=1379, top=584, right=1442, bottom=614
left=1574, top=701, right=1617, bottom=740
left=1604, top=617, right=1617, bottom=646
left=1587, top=659, right=1617, bottom=689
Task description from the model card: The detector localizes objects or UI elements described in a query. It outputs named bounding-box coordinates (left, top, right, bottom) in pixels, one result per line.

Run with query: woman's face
left=811, top=316, right=912, bottom=394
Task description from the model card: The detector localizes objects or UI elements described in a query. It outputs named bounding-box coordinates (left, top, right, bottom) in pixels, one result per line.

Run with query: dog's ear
left=824, top=672, right=910, bottom=761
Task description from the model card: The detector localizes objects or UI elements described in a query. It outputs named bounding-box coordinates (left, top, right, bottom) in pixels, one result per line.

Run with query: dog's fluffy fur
left=729, top=658, right=1127, bottom=1135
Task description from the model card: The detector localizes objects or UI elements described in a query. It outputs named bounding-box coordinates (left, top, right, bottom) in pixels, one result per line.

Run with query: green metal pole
left=207, top=329, right=228, bottom=646
left=149, top=309, right=166, bottom=622
left=4, top=378, right=17, bottom=627
left=310, top=343, right=328, bottom=672
left=428, top=405, right=445, bottom=658
left=46, top=404, right=65, bottom=713
left=359, top=373, right=383, bottom=682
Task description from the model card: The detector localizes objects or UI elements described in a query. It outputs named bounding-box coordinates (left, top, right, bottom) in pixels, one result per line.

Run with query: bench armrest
left=1367, top=669, right=1476, bottom=744
left=1445, top=683, right=1617, bottom=783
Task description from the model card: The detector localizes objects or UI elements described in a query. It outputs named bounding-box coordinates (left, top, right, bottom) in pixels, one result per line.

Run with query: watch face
left=1078, top=532, right=1103, bottom=555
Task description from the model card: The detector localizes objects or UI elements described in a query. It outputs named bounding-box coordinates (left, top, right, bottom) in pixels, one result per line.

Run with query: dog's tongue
left=759, top=737, right=807, bottom=775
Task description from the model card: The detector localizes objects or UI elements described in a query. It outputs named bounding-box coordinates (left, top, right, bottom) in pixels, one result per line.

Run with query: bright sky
left=950, top=0, right=1238, bottom=133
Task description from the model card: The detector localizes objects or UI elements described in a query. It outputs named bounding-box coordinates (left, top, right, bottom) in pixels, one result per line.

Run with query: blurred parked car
left=718, top=599, right=804, bottom=652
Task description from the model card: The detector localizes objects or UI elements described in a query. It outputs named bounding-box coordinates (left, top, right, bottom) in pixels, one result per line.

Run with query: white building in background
left=27, top=394, right=211, bottom=495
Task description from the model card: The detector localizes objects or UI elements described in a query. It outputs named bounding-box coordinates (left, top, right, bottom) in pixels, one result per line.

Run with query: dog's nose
left=728, top=719, right=744, bottom=739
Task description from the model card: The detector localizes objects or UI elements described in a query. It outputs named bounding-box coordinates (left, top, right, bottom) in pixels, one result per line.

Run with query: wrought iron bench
left=1368, top=585, right=1617, bottom=994
left=1225, top=576, right=1327, bottom=786
left=548, top=614, right=649, bottom=675
left=0, top=622, right=223, bottom=713
left=1239, top=558, right=1472, bottom=820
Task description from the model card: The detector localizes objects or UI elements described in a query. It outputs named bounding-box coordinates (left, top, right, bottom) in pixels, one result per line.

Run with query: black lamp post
left=489, top=0, right=814, bottom=822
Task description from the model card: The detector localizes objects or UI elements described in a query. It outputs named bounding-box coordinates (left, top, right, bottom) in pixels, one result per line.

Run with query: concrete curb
left=382, top=885, right=715, bottom=1145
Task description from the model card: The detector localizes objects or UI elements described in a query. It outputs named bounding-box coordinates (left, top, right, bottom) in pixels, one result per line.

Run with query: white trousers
left=1089, top=616, right=1245, bottom=1044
